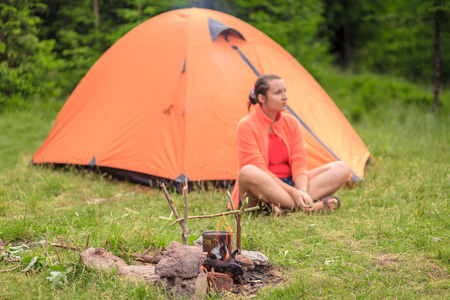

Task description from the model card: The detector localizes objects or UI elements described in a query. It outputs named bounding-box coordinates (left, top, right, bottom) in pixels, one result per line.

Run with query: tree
left=323, top=0, right=450, bottom=111
left=0, top=0, right=62, bottom=107
left=430, top=0, right=450, bottom=112
left=234, top=0, right=332, bottom=71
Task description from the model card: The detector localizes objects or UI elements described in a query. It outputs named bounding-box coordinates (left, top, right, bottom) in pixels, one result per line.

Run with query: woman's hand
left=294, top=190, right=313, bottom=211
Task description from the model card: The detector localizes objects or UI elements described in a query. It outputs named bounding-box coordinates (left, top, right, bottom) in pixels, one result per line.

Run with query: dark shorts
left=279, top=176, right=295, bottom=187
left=238, top=176, right=295, bottom=206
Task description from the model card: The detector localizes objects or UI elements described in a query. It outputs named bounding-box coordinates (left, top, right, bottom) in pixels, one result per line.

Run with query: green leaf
left=22, top=256, right=38, bottom=272
left=0, top=41, right=5, bottom=54
left=49, top=265, right=65, bottom=272
left=47, top=270, right=68, bottom=287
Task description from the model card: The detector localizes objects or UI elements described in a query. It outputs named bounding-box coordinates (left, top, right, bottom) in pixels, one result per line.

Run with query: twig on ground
left=131, top=246, right=163, bottom=263
left=143, top=244, right=152, bottom=255
left=3, top=259, right=21, bottom=263
left=54, top=246, right=61, bottom=263
left=44, top=230, right=49, bottom=258
left=0, top=265, right=25, bottom=273
left=169, top=206, right=260, bottom=226
left=85, top=235, right=90, bottom=249
left=51, top=244, right=80, bottom=251
left=117, top=242, right=126, bottom=255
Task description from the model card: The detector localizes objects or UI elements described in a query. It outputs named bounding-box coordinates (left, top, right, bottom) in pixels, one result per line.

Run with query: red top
left=268, top=133, right=291, bottom=178
left=231, top=105, right=307, bottom=208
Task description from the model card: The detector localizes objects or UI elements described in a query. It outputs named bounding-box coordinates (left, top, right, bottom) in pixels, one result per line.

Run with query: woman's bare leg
left=238, top=165, right=296, bottom=210
left=238, top=162, right=349, bottom=213
left=307, top=161, right=350, bottom=211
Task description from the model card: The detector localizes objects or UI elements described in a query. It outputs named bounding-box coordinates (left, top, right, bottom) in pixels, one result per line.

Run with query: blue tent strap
left=232, top=46, right=261, bottom=76
left=231, top=45, right=361, bottom=181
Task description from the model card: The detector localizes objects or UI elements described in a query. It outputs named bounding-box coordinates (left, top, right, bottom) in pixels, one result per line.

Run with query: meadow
left=0, top=70, right=449, bottom=299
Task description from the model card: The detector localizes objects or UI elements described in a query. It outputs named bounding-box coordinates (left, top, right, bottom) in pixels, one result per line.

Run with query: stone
left=240, top=250, right=269, bottom=267
left=207, top=272, right=234, bottom=292
left=162, top=276, right=198, bottom=298
left=80, top=247, right=128, bottom=272
left=195, top=272, right=207, bottom=299
left=235, top=255, right=255, bottom=271
left=193, top=235, right=203, bottom=248
left=156, top=241, right=204, bottom=278
left=117, top=265, right=161, bottom=282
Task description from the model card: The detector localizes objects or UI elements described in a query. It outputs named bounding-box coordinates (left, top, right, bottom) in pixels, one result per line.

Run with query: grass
left=0, top=71, right=449, bottom=299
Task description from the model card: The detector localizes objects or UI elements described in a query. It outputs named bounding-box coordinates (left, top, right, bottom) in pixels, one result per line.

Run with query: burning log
left=203, top=250, right=243, bottom=277
left=203, top=258, right=244, bottom=277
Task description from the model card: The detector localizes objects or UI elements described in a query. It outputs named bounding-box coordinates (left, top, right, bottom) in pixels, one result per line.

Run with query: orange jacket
left=231, top=105, right=308, bottom=208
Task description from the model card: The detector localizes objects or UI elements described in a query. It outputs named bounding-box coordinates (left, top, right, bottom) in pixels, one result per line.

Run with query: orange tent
left=33, top=8, right=370, bottom=188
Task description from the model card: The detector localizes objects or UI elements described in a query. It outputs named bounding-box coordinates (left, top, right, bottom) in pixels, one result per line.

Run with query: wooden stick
left=50, top=243, right=80, bottom=251
left=0, top=265, right=25, bottom=273
left=3, top=259, right=21, bottom=263
left=236, top=197, right=248, bottom=251
left=44, top=230, right=49, bottom=258
left=182, top=168, right=189, bottom=245
left=169, top=206, right=259, bottom=226
left=226, top=191, right=238, bottom=221
left=54, top=246, right=61, bottom=263
left=143, top=244, right=152, bottom=255
left=117, top=242, right=126, bottom=254
left=85, top=235, right=90, bottom=249
left=160, top=183, right=181, bottom=220
left=161, top=182, right=188, bottom=244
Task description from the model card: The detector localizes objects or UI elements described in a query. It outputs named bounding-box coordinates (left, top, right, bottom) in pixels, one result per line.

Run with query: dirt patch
left=373, top=253, right=403, bottom=268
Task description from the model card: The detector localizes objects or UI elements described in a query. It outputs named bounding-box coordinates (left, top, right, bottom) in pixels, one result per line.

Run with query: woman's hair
left=248, top=74, right=281, bottom=111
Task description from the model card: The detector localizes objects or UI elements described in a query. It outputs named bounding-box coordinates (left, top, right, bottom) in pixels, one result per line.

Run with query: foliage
left=322, top=0, right=450, bottom=84
left=234, top=0, right=332, bottom=72
left=0, top=1, right=64, bottom=108
left=47, top=266, right=72, bottom=287
left=1, top=0, right=448, bottom=112
left=313, top=66, right=441, bottom=122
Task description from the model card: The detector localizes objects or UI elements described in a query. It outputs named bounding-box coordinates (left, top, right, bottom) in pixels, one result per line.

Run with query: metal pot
left=202, top=230, right=232, bottom=260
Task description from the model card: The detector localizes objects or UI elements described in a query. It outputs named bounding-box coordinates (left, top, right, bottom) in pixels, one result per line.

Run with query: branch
left=182, top=168, right=189, bottom=245
left=0, top=265, right=25, bottom=273
left=160, top=183, right=181, bottom=220
left=236, top=197, right=249, bottom=251
left=160, top=182, right=189, bottom=245
left=169, top=206, right=259, bottom=226
left=227, top=191, right=238, bottom=221
left=51, top=243, right=80, bottom=251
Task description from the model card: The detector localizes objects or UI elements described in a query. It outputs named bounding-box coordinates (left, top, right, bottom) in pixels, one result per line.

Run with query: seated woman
left=231, top=74, right=350, bottom=214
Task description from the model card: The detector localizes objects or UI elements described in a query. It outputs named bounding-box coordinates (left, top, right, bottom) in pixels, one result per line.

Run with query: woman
left=231, top=74, right=350, bottom=214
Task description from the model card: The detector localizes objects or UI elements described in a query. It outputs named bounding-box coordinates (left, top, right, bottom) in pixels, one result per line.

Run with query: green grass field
left=0, top=72, right=449, bottom=299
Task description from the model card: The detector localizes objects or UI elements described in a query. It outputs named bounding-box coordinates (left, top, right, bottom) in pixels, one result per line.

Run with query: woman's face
left=259, top=79, right=288, bottom=118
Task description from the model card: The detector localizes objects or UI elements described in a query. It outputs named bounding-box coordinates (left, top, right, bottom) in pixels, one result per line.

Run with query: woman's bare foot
left=321, top=196, right=341, bottom=212
left=272, top=203, right=281, bottom=217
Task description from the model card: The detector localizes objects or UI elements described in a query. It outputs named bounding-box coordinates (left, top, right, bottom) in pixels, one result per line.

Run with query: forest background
left=1, top=0, right=449, bottom=113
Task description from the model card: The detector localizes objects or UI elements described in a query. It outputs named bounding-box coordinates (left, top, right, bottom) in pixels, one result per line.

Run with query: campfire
left=79, top=183, right=283, bottom=298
